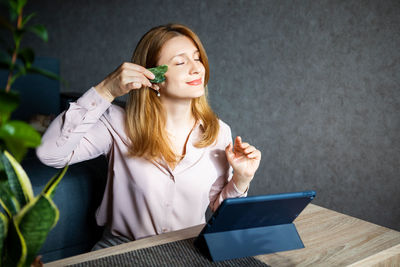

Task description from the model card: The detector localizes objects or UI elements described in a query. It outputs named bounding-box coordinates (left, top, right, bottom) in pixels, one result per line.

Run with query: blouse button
left=90, top=102, right=96, bottom=110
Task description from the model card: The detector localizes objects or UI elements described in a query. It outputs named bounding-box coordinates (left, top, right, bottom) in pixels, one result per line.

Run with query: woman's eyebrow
left=168, top=53, right=185, bottom=62
left=168, top=50, right=200, bottom=62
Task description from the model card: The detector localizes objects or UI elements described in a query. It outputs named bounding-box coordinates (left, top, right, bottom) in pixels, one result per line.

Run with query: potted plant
left=0, top=152, right=67, bottom=267
left=0, top=0, right=68, bottom=266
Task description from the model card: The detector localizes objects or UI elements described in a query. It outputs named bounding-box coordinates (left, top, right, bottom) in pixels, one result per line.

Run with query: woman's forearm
left=36, top=87, right=112, bottom=168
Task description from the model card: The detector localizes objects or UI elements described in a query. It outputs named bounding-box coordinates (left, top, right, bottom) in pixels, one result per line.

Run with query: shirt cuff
left=76, top=87, right=112, bottom=116
left=225, top=179, right=248, bottom=198
left=232, top=181, right=249, bottom=195
left=58, top=87, right=111, bottom=147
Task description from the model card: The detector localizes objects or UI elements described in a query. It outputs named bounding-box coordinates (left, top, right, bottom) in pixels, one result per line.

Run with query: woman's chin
left=162, top=86, right=205, bottom=100
left=179, top=87, right=205, bottom=99
left=192, top=88, right=205, bottom=98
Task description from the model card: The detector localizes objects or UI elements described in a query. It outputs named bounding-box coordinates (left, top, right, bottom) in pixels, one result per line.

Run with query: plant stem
left=5, top=9, right=23, bottom=93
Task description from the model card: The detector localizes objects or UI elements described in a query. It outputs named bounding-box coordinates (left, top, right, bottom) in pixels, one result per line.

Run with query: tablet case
left=194, top=190, right=316, bottom=261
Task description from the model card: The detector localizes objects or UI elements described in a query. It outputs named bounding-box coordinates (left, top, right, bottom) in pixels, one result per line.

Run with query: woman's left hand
left=225, top=136, right=262, bottom=192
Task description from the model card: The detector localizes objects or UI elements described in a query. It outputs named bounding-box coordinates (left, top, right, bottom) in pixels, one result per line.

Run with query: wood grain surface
left=255, top=205, right=400, bottom=266
left=45, top=204, right=400, bottom=266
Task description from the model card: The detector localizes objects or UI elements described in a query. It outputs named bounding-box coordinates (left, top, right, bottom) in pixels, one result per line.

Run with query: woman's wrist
left=94, top=82, right=115, bottom=103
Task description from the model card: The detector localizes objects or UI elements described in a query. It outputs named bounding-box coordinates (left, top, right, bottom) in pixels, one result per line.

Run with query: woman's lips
left=186, top=79, right=202, bottom=86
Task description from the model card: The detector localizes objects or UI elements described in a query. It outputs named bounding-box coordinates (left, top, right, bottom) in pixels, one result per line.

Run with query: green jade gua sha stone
left=148, top=65, right=168, bottom=83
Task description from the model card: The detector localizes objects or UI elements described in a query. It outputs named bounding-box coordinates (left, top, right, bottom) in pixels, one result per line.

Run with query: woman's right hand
left=94, top=62, right=158, bottom=102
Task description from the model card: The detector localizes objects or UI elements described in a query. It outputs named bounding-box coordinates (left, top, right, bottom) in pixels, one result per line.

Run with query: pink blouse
left=36, top=87, right=247, bottom=240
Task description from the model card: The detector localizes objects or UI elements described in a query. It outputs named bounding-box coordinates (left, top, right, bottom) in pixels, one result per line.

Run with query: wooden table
left=45, top=204, right=400, bottom=266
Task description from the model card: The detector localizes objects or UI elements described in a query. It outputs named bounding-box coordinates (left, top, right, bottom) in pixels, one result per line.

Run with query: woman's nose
left=189, top=60, right=202, bottom=74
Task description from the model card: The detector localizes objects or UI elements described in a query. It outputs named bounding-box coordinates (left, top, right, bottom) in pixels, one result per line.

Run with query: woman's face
left=156, top=35, right=205, bottom=99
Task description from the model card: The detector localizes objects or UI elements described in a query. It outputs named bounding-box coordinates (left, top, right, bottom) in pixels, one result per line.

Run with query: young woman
left=36, top=23, right=261, bottom=249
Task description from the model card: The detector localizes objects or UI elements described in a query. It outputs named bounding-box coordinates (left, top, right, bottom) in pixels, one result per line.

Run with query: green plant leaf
left=3, top=139, right=28, bottom=162
left=26, top=24, right=48, bottom=42
left=0, top=211, right=8, bottom=263
left=17, top=47, right=34, bottom=68
left=0, top=180, right=21, bottom=217
left=148, top=64, right=168, bottom=83
left=4, top=217, right=27, bottom=267
left=0, top=159, right=4, bottom=174
left=16, top=0, right=27, bottom=14
left=21, top=12, right=36, bottom=27
left=3, top=151, right=34, bottom=202
left=0, top=90, right=20, bottom=119
left=27, top=65, right=60, bottom=81
left=10, top=66, right=25, bottom=85
left=0, top=151, right=34, bottom=208
left=43, top=165, right=68, bottom=199
left=13, top=28, right=25, bottom=44
left=16, top=194, right=59, bottom=267
left=8, top=1, right=19, bottom=22
left=0, top=121, right=41, bottom=149
left=6, top=63, right=27, bottom=90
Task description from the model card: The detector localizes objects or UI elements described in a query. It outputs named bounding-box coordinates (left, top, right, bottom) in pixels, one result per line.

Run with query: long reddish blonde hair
left=125, top=24, right=220, bottom=165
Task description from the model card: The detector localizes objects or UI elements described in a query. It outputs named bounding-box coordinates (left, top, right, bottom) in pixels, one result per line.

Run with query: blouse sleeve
left=208, top=122, right=248, bottom=212
left=36, top=87, right=113, bottom=168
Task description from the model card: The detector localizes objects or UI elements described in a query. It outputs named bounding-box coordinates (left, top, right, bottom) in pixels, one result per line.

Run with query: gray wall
left=24, top=1, right=399, bottom=230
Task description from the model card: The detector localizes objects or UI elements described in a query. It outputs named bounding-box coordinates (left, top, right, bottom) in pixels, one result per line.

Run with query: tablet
left=199, top=190, right=316, bottom=235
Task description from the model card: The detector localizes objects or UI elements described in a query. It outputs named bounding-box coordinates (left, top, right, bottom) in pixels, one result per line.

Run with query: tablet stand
left=195, top=223, right=304, bottom=262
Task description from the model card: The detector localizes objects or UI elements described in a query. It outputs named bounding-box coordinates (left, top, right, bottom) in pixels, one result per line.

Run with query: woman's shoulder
left=217, top=119, right=232, bottom=135
left=104, top=103, right=125, bottom=119
left=212, top=119, right=232, bottom=146
left=101, top=103, right=126, bottom=133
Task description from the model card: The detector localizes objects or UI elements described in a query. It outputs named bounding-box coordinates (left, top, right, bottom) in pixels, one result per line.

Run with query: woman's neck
left=162, top=97, right=196, bottom=132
